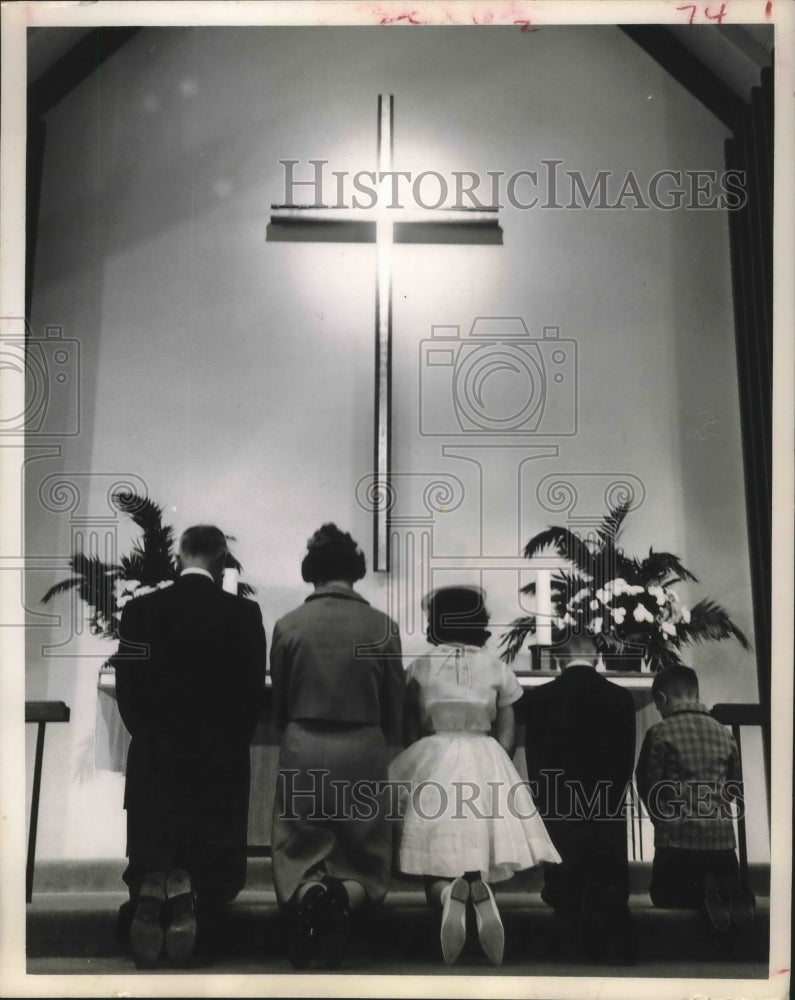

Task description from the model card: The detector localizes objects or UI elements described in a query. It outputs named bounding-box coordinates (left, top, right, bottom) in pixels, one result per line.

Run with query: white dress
left=389, top=644, right=562, bottom=883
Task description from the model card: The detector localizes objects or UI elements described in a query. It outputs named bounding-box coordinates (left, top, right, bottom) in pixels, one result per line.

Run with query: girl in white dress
left=389, top=586, right=561, bottom=966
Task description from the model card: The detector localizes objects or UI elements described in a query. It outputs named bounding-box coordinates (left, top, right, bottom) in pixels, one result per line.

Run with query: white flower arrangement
left=502, top=500, right=752, bottom=672
left=566, top=577, right=692, bottom=647
left=113, top=577, right=174, bottom=617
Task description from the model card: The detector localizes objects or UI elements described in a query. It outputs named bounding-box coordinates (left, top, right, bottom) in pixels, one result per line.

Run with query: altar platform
left=25, top=856, right=771, bottom=979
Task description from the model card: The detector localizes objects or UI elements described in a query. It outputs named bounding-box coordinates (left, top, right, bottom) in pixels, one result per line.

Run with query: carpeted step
left=29, top=857, right=771, bottom=896
left=26, top=886, right=769, bottom=971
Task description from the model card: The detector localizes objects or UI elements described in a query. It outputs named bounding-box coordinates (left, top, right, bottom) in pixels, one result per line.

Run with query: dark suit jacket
left=524, top=663, right=636, bottom=823
left=113, top=573, right=267, bottom=819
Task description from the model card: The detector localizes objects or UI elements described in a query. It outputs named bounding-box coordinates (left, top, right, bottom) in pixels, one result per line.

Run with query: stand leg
left=26, top=722, right=46, bottom=903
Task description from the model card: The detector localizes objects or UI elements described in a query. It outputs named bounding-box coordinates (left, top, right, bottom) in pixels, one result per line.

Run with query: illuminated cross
left=268, top=95, right=502, bottom=571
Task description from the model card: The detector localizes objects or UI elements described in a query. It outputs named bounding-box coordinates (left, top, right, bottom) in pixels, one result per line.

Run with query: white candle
left=536, top=568, right=552, bottom=646
left=222, top=567, right=239, bottom=595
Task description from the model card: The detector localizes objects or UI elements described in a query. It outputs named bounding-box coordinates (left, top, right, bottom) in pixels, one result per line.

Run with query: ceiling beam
left=620, top=25, right=749, bottom=132
left=28, top=27, right=141, bottom=120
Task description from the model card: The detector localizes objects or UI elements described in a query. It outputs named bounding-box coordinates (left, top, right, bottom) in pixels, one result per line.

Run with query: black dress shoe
left=602, top=887, right=638, bottom=965
left=116, top=900, right=134, bottom=947
left=164, top=868, right=197, bottom=966
left=289, top=883, right=328, bottom=969
left=703, top=888, right=731, bottom=932
left=728, top=886, right=756, bottom=929
left=130, top=871, right=167, bottom=969
left=578, top=886, right=608, bottom=962
left=318, top=877, right=351, bottom=970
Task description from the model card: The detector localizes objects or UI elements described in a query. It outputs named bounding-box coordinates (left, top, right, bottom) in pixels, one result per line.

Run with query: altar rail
left=91, top=674, right=762, bottom=868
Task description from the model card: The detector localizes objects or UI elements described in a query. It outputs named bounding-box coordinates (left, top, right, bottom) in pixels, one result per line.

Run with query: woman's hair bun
left=301, top=523, right=367, bottom=584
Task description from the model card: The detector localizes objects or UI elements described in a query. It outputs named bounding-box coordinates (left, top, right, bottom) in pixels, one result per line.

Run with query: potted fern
left=500, top=501, right=751, bottom=672
left=41, top=490, right=253, bottom=642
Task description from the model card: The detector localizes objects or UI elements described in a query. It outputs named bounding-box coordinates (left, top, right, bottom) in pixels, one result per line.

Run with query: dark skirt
left=271, top=720, right=392, bottom=907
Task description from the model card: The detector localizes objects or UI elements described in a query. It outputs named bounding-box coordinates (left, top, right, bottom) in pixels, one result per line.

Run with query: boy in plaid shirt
left=636, top=665, right=754, bottom=930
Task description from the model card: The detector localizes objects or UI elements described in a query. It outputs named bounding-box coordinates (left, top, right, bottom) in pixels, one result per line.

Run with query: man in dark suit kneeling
left=524, top=630, right=637, bottom=962
left=113, top=525, right=267, bottom=967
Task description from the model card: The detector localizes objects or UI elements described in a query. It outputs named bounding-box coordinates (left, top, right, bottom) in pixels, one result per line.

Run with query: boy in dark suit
left=113, top=525, right=267, bottom=967
left=524, top=630, right=637, bottom=961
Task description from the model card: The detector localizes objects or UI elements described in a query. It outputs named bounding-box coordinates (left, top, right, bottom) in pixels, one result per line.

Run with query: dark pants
left=649, top=847, right=740, bottom=908
left=123, top=737, right=250, bottom=911
left=541, top=818, right=629, bottom=916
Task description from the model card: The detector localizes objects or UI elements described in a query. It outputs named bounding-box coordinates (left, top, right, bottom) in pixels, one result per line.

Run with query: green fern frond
left=636, top=549, right=699, bottom=585
left=523, top=526, right=595, bottom=576
left=499, top=615, right=537, bottom=664
left=682, top=599, right=752, bottom=651
left=41, top=577, right=84, bottom=603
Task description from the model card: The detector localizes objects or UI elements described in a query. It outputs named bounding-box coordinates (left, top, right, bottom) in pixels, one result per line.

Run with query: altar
left=96, top=668, right=656, bottom=855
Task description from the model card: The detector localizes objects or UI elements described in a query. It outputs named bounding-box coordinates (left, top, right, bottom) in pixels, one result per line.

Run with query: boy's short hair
left=552, top=628, right=596, bottom=660
left=179, top=525, right=228, bottom=563
left=652, top=664, right=699, bottom=700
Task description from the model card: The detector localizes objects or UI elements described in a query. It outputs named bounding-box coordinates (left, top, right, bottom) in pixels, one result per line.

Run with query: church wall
left=25, top=25, right=767, bottom=865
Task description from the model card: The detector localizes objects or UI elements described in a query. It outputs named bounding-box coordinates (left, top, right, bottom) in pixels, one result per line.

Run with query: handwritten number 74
left=676, top=3, right=727, bottom=23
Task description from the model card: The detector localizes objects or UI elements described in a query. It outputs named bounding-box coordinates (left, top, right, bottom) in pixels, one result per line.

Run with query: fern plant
left=500, top=501, right=751, bottom=671
left=41, top=491, right=254, bottom=641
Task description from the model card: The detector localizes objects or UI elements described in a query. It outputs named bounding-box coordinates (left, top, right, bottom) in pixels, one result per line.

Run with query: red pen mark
left=677, top=4, right=697, bottom=23
left=765, top=0, right=772, bottom=17
left=378, top=10, right=424, bottom=24
left=705, top=3, right=727, bottom=22
left=473, top=11, right=494, bottom=24
left=514, top=18, right=541, bottom=32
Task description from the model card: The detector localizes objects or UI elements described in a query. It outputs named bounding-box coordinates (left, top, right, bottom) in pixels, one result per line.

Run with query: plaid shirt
left=636, top=703, right=740, bottom=850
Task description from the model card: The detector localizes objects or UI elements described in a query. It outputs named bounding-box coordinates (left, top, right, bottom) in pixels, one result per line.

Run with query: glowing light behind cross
left=267, top=96, right=502, bottom=572
left=374, top=95, right=394, bottom=572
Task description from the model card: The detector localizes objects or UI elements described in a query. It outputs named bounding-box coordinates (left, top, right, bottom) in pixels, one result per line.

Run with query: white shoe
left=440, top=877, right=469, bottom=965
left=471, top=878, right=504, bottom=966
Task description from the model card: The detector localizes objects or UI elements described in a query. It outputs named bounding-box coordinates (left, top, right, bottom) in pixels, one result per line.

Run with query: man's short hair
left=179, top=525, right=228, bottom=563
left=652, top=663, right=699, bottom=700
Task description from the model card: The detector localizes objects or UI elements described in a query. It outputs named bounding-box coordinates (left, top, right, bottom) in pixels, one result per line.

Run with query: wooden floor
left=25, top=861, right=771, bottom=981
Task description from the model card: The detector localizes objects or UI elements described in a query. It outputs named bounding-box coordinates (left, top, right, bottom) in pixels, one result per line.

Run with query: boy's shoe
left=164, top=868, right=197, bottom=965
left=440, top=877, right=470, bottom=965
left=470, top=878, right=505, bottom=966
left=602, top=886, right=638, bottom=965
left=728, top=886, right=756, bottom=929
left=578, top=885, right=608, bottom=962
left=129, top=871, right=167, bottom=969
left=703, top=889, right=731, bottom=932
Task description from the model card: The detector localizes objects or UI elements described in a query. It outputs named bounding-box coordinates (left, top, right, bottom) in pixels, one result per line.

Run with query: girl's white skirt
left=389, top=732, right=562, bottom=883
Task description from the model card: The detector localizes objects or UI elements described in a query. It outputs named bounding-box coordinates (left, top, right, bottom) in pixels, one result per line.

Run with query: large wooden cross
left=268, top=95, right=502, bottom=571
